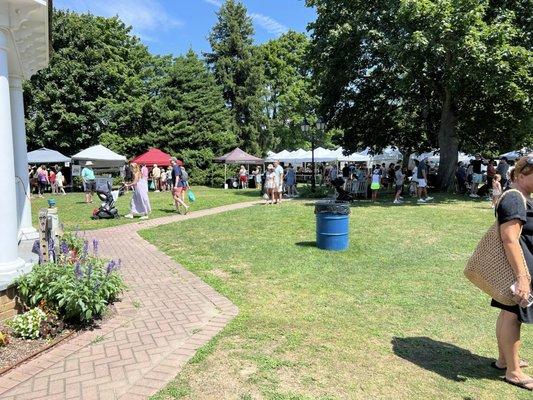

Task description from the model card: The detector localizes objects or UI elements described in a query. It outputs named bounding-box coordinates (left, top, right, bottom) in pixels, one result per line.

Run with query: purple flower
left=106, top=260, right=116, bottom=275
left=60, top=241, right=69, bottom=256
left=31, top=240, right=43, bottom=264
left=74, top=262, right=83, bottom=279
left=87, top=263, right=93, bottom=278
left=82, top=240, right=89, bottom=259
left=92, top=239, right=99, bottom=257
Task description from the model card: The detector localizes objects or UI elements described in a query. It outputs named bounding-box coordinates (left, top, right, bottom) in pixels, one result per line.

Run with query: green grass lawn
left=31, top=186, right=260, bottom=231
left=140, top=195, right=533, bottom=400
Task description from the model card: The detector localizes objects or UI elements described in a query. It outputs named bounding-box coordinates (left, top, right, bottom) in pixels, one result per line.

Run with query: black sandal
left=503, top=377, right=533, bottom=391
left=491, top=360, right=529, bottom=371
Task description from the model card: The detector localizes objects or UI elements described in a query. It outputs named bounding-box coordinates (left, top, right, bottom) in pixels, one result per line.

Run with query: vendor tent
left=372, top=146, right=403, bottom=165
left=499, top=148, right=532, bottom=161
left=71, top=144, right=126, bottom=169
left=215, top=148, right=264, bottom=182
left=215, top=147, right=263, bottom=164
left=27, top=148, right=70, bottom=164
left=132, top=148, right=179, bottom=167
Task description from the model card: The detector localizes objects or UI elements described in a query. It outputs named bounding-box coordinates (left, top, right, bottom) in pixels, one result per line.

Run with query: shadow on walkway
left=392, top=337, right=499, bottom=382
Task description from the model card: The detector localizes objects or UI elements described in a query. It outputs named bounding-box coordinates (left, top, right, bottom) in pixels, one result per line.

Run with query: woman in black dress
left=492, top=156, right=533, bottom=391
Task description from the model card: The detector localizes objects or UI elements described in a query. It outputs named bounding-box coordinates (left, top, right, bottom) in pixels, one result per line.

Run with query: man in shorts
left=417, top=157, right=433, bottom=203
left=274, top=160, right=284, bottom=204
left=171, top=157, right=189, bottom=213
left=470, top=154, right=484, bottom=198
left=81, top=161, right=96, bottom=203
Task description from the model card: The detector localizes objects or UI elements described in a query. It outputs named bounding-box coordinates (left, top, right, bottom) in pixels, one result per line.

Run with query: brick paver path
left=0, top=201, right=260, bottom=400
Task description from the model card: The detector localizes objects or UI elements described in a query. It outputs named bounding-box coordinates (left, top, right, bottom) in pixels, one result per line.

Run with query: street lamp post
left=300, top=119, right=314, bottom=191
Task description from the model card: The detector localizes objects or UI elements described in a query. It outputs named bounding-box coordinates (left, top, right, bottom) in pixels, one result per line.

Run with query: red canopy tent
left=131, top=148, right=182, bottom=167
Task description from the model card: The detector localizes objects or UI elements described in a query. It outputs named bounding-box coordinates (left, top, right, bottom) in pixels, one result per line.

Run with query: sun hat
left=85, top=161, right=93, bottom=166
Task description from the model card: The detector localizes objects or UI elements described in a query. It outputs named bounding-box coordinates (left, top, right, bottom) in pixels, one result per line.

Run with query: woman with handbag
left=491, top=156, right=533, bottom=391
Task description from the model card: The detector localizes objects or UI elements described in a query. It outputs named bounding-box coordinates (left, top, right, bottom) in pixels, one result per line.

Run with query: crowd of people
left=29, top=164, right=67, bottom=197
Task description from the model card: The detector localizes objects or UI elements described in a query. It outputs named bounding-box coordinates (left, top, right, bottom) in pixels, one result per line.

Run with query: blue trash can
left=315, top=201, right=350, bottom=251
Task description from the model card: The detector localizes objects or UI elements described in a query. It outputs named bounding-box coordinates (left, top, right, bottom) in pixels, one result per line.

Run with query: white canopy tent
left=499, top=148, right=532, bottom=161
left=372, top=146, right=403, bottom=165
left=71, top=144, right=126, bottom=169
left=266, top=147, right=372, bottom=164
left=409, top=151, right=474, bottom=169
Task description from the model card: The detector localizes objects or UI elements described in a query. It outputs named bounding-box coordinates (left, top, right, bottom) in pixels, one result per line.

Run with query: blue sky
left=54, top=0, right=316, bottom=56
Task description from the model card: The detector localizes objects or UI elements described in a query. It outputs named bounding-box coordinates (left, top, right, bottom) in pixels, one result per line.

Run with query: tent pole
left=224, top=164, right=227, bottom=186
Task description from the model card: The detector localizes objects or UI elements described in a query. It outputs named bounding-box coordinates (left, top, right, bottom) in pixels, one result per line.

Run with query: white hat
left=85, top=161, right=94, bottom=166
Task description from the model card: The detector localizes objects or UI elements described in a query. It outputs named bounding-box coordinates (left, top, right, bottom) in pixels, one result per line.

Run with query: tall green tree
left=205, top=0, right=265, bottom=155
left=24, top=10, right=156, bottom=156
left=308, top=0, right=532, bottom=190
left=154, top=50, right=237, bottom=184
left=259, top=31, right=320, bottom=151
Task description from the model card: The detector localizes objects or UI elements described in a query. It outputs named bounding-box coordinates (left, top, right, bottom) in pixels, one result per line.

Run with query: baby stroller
left=332, top=177, right=355, bottom=202
left=92, top=183, right=124, bottom=220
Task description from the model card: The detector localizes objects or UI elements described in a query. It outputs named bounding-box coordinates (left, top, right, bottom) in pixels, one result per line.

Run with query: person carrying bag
left=465, top=156, right=533, bottom=391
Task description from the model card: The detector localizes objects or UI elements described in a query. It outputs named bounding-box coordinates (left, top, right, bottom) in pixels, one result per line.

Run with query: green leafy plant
left=61, top=232, right=85, bottom=257
left=0, top=330, right=9, bottom=346
left=6, top=308, right=46, bottom=339
left=15, top=258, right=125, bottom=323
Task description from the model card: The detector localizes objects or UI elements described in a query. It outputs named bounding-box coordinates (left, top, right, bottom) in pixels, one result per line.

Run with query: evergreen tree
left=155, top=50, right=237, bottom=184
left=205, top=0, right=265, bottom=155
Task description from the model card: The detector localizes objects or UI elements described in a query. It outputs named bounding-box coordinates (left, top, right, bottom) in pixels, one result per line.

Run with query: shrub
left=6, top=308, right=46, bottom=339
left=15, top=258, right=125, bottom=323
left=298, top=184, right=334, bottom=199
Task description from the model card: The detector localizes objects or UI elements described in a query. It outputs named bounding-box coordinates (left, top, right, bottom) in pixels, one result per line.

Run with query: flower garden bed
left=0, top=232, right=125, bottom=374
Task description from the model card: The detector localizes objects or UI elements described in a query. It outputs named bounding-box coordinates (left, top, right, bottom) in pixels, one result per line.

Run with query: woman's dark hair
left=394, top=165, right=400, bottom=171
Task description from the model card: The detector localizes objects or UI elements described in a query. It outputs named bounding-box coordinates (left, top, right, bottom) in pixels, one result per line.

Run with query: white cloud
left=54, top=0, right=182, bottom=41
left=203, top=0, right=223, bottom=7
left=249, top=13, right=288, bottom=37
left=202, top=0, right=288, bottom=37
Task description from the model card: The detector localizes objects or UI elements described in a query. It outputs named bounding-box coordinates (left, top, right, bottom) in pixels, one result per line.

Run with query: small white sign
left=72, top=165, right=81, bottom=176
left=64, top=162, right=70, bottom=167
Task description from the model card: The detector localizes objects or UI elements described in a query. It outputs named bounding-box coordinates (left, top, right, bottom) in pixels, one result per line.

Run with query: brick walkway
left=0, top=200, right=260, bottom=400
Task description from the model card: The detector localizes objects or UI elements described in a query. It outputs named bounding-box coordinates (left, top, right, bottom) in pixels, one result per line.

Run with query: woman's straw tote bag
left=464, top=189, right=528, bottom=306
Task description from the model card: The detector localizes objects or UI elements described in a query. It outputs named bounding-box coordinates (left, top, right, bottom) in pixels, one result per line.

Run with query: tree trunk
left=437, top=86, right=458, bottom=192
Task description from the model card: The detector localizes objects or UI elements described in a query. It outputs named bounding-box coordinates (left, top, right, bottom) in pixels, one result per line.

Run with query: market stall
left=132, top=148, right=181, bottom=167
left=71, top=145, right=127, bottom=191
left=215, top=147, right=264, bottom=188
left=27, top=147, right=71, bottom=165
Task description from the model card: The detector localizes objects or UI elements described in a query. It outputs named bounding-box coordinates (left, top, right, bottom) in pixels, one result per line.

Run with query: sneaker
left=139, top=215, right=149, bottom=220
left=425, top=197, right=434, bottom=201
left=417, top=198, right=426, bottom=203
left=155, top=190, right=160, bottom=193
left=124, top=213, right=134, bottom=219
left=469, top=194, right=479, bottom=198
left=393, top=200, right=401, bottom=204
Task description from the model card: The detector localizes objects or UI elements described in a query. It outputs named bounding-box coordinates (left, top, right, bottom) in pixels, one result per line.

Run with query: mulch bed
left=0, top=304, right=118, bottom=374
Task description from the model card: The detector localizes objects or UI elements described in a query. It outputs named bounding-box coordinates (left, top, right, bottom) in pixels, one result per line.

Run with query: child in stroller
left=92, top=182, right=124, bottom=219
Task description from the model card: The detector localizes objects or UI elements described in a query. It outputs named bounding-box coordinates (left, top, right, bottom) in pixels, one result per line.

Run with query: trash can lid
left=314, top=200, right=351, bottom=215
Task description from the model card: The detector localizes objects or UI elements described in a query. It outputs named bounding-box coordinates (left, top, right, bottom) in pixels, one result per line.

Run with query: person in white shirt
left=273, top=160, right=284, bottom=204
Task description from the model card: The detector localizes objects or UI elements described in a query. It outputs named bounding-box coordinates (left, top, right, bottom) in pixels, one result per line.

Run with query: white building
left=0, top=0, right=49, bottom=291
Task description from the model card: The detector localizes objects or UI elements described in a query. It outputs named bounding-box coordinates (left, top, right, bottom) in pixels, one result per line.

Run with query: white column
left=10, top=74, right=38, bottom=241
left=0, top=29, right=25, bottom=290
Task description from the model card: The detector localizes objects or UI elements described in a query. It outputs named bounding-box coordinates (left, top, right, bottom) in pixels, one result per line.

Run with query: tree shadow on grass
left=392, top=337, right=500, bottom=382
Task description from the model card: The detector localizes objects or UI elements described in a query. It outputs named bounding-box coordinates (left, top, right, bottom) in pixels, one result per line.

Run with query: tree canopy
left=308, top=0, right=532, bottom=189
